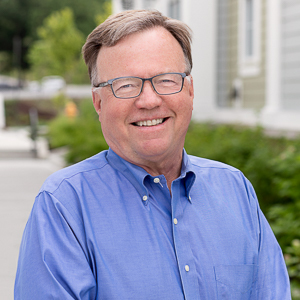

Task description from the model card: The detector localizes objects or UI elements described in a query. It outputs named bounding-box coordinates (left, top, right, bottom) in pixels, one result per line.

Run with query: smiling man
left=15, top=10, right=291, bottom=300
left=92, top=25, right=193, bottom=189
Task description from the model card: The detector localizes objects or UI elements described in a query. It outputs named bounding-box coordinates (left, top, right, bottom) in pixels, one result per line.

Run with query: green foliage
left=0, top=0, right=109, bottom=69
left=267, top=147, right=300, bottom=247
left=273, top=146, right=300, bottom=200
left=0, top=51, right=12, bottom=73
left=285, top=240, right=300, bottom=299
left=48, top=99, right=107, bottom=164
left=51, top=92, right=72, bottom=112
left=95, top=1, right=112, bottom=25
left=28, top=7, right=86, bottom=82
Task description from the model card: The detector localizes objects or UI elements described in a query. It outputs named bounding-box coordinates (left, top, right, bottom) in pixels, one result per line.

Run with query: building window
left=245, top=0, right=254, bottom=57
left=168, top=0, right=181, bottom=20
left=122, top=0, right=134, bottom=10
left=238, top=0, right=261, bottom=77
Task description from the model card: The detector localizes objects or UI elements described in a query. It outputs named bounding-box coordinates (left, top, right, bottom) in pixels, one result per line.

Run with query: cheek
left=99, top=101, right=129, bottom=135
left=99, top=99, right=117, bottom=122
left=100, top=106, right=116, bottom=130
left=178, top=99, right=193, bottom=119
left=174, top=100, right=193, bottom=134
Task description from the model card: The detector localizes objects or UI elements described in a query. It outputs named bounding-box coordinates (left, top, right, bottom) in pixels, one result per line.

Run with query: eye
left=113, top=79, right=138, bottom=92
left=162, top=79, right=176, bottom=84
left=120, top=83, right=137, bottom=89
left=154, top=73, right=182, bottom=87
left=156, top=78, right=177, bottom=86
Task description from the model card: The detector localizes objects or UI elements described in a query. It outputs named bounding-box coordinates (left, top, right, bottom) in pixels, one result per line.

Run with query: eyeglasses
left=94, top=72, right=187, bottom=99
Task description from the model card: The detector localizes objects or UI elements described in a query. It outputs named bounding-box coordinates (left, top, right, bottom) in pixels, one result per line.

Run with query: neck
left=110, top=146, right=184, bottom=191
left=134, top=152, right=183, bottom=191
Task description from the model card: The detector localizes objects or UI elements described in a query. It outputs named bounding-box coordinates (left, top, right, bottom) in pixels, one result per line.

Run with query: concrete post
left=0, top=94, right=5, bottom=129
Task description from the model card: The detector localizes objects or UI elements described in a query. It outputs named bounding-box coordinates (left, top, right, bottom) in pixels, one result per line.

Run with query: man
left=15, top=10, right=290, bottom=299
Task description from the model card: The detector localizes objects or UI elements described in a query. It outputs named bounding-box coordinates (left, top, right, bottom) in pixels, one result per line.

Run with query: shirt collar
left=106, top=148, right=196, bottom=204
left=178, top=148, right=196, bottom=203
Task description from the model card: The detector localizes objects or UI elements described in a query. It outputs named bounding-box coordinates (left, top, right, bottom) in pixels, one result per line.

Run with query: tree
left=0, top=0, right=109, bottom=72
left=27, top=7, right=86, bottom=83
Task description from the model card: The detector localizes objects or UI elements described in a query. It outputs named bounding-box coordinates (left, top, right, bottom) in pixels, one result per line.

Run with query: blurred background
left=0, top=0, right=300, bottom=299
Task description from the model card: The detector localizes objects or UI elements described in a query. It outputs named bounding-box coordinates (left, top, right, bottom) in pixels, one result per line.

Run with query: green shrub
left=267, top=147, right=300, bottom=249
left=48, top=99, right=107, bottom=164
left=285, top=239, right=300, bottom=299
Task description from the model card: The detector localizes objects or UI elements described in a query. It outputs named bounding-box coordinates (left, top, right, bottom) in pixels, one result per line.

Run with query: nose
left=134, top=80, right=162, bottom=109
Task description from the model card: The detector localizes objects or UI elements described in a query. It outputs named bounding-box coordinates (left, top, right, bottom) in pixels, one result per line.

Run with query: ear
left=92, top=89, right=102, bottom=121
left=188, top=75, right=194, bottom=110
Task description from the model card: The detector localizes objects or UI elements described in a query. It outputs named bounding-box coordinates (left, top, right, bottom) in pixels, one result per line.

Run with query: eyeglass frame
left=93, top=72, right=188, bottom=99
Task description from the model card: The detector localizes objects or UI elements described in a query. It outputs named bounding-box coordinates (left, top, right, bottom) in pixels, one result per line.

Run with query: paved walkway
left=0, top=129, right=64, bottom=299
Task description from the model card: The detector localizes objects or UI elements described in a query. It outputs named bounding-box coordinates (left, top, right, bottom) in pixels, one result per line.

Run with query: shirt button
left=185, top=265, right=190, bottom=272
left=154, top=178, right=160, bottom=183
left=173, top=218, right=178, bottom=225
left=142, top=195, right=148, bottom=201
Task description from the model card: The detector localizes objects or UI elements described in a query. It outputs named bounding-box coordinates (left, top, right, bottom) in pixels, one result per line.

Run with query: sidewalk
left=0, top=128, right=49, bottom=159
left=0, top=129, right=65, bottom=300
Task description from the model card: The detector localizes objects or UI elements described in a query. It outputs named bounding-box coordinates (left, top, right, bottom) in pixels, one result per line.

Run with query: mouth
left=133, top=118, right=166, bottom=127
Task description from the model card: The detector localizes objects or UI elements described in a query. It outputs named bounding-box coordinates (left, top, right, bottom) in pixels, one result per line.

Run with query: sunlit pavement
left=0, top=130, right=64, bottom=299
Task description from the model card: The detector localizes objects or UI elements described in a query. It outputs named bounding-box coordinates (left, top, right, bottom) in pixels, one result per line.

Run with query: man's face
left=92, top=27, right=194, bottom=168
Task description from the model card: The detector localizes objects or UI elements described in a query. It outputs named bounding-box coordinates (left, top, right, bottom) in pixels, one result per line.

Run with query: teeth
left=136, top=118, right=163, bottom=127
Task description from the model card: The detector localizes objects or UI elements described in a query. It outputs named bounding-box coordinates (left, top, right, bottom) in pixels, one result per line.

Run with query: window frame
left=238, top=0, right=262, bottom=77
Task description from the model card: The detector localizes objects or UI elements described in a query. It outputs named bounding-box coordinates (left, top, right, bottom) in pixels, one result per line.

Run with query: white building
left=113, top=0, right=300, bottom=133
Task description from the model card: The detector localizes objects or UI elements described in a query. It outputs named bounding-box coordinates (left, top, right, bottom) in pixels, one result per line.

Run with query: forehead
left=96, top=27, right=186, bottom=79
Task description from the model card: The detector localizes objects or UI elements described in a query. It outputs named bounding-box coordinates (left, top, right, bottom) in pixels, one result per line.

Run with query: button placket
left=171, top=180, right=200, bottom=300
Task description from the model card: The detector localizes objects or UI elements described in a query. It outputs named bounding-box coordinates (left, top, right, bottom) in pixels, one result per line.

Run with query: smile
left=135, top=118, right=164, bottom=127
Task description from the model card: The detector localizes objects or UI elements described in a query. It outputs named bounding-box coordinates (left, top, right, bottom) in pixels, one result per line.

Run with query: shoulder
left=187, top=154, right=253, bottom=190
left=39, top=150, right=110, bottom=194
left=187, top=154, right=256, bottom=200
left=188, top=154, right=241, bottom=173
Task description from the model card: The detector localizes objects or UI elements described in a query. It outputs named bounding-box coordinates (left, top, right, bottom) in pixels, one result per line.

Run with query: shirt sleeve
left=246, top=179, right=291, bottom=299
left=14, top=191, right=97, bottom=300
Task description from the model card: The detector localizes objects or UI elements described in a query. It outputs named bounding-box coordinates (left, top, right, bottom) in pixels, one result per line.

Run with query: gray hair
left=82, top=9, right=193, bottom=86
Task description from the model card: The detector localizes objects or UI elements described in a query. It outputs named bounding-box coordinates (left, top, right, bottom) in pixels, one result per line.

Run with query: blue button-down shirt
left=15, top=149, right=291, bottom=299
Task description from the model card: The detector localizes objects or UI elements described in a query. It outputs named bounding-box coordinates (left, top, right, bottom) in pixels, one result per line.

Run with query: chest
left=77, top=181, right=258, bottom=300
